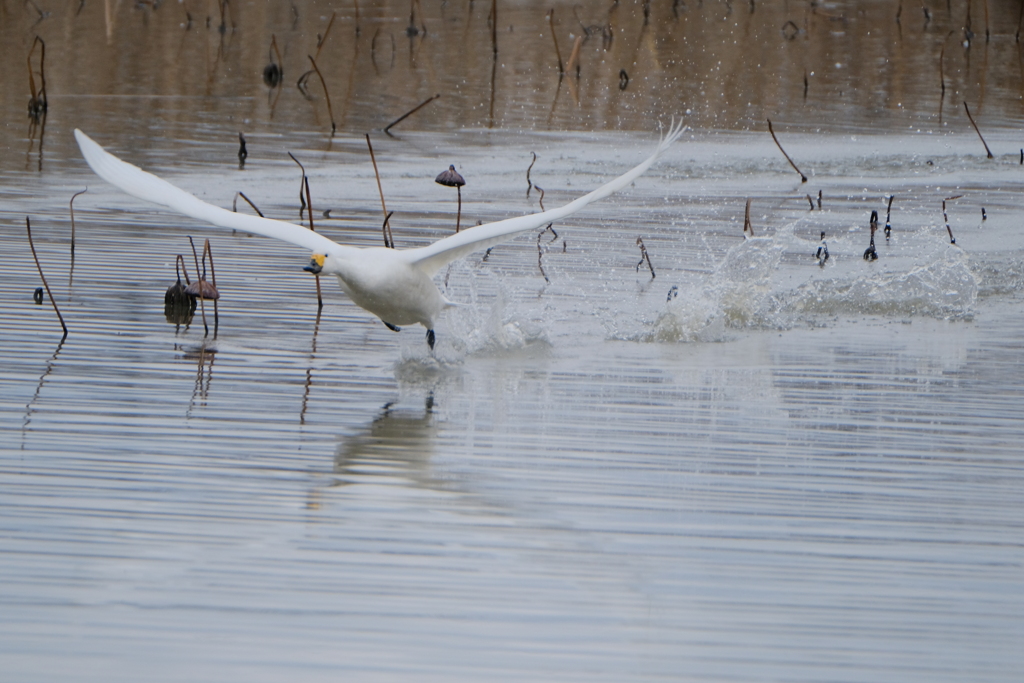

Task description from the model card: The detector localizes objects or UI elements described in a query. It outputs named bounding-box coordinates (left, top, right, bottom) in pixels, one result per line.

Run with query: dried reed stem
left=526, top=152, right=536, bottom=197
left=384, top=93, right=441, bottom=136
left=188, top=236, right=209, bottom=336
left=943, top=195, right=963, bottom=244
left=939, top=30, right=953, bottom=98
left=566, top=35, right=583, bottom=78
left=68, top=188, right=86, bottom=259
left=963, top=101, right=994, bottom=158
left=885, top=194, right=894, bottom=239
left=314, top=11, right=336, bottom=60
left=27, top=36, right=47, bottom=121
left=235, top=192, right=264, bottom=217
left=365, top=134, right=394, bottom=248
left=537, top=228, right=551, bottom=283
left=743, top=197, right=754, bottom=237
left=237, top=132, right=247, bottom=167
left=767, top=119, right=807, bottom=182
left=26, top=217, right=67, bottom=340
left=490, top=0, right=498, bottom=56
left=176, top=254, right=191, bottom=285
left=636, top=237, right=655, bottom=278
left=288, top=152, right=324, bottom=308
left=548, top=9, right=564, bottom=74
left=203, top=238, right=219, bottom=334
left=308, top=55, right=336, bottom=135
left=303, top=174, right=324, bottom=310
left=289, top=152, right=307, bottom=214
left=68, top=188, right=86, bottom=288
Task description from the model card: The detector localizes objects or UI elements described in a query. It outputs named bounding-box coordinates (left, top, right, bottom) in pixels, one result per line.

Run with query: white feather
left=75, top=122, right=683, bottom=337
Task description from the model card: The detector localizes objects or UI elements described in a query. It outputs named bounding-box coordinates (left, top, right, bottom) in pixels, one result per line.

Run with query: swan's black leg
left=383, top=321, right=401, bottom=332
left=426, top=329, right=436, bottom=350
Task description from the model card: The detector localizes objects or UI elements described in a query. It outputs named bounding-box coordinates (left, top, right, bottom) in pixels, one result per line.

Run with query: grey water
left=2, top=1, right=1024, bottom=681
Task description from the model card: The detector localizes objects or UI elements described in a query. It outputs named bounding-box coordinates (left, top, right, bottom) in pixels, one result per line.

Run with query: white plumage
left=75, top=122, right=684, bottom=347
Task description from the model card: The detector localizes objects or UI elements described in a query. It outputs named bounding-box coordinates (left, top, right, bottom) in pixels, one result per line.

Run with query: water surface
left=2, top=1, right=1023, bottom=681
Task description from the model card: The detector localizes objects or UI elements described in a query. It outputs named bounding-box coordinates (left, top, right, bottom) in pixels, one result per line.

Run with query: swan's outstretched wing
left=400, top=119, right=685, bottom=277
left=75, top=129, right=343, bottom=256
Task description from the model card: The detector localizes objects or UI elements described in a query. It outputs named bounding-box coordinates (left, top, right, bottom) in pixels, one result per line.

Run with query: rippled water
left=3, top=1, right=1024, bottom=681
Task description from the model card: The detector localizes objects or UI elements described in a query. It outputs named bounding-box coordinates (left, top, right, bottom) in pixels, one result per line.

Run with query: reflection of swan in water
left=305, top=392, right=487, bottom=511
left=330, top=393, right=456, bottom=493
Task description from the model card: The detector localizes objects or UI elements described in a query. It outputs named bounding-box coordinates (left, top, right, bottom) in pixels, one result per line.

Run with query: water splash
left=642, top=226, right=978, bottom=343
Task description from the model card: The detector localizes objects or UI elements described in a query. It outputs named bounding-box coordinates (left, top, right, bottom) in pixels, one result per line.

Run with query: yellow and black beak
left=304, top=254, right=325, bottom=274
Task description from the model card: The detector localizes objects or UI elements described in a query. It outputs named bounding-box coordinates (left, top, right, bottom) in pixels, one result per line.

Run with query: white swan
left=75, top=122, right=684, bottom=348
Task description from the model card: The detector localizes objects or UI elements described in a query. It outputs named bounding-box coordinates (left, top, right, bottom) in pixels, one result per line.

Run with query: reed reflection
left=180, top=343, right=216, bottom=416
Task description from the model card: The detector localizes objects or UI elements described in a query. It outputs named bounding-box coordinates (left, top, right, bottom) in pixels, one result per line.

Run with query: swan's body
left=75, top=123, right=684, bottom=346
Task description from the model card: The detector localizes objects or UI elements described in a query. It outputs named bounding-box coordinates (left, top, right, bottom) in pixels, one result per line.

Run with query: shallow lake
left=2, top=1, right=1023, bottom=681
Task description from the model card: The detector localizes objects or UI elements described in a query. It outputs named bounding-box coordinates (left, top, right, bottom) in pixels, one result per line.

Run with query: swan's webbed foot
left=383, top=321, right=401, bottom=332
left=426, top=328, right=436, bottom=350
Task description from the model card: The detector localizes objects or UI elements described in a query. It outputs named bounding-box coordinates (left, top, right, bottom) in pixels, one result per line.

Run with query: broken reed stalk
left=68, top=188, right=86, bottom=288
left=943, top=195, right=962, bottom=244
left=314, top=11, right=336, bottom=60
left=288, top=152, right=324, bottom=308
left=767, top=119, right=807, bottom=182
left=354, top=0, right=361, bottom=35
left=271, top=34, right=283, bottom=71
left=456, top=186, right=462, bottom=232
left=864, top=210, right=878, bottom=260
left=384, top=93, right=441, bottom=136
left=188, top=236, right=210, bottom=336
left=365, top=134, right=394, bottom=248
left=176, top=254, right=191, bottom=285
left=382, top=211, right=395, bottom=249
left=526, top=152, right=536, bottom=196
left=27, top=36, right=48, bottom=121
left=806, top=194, right=814, bottom=210
left=566, top=35, right=583, bottom=78
left=490, top=0, right=498, bottom=56
left=26, top=217, right=67, bottom=340
left=537, top=227, right=551, bottom=283
left=68, top=188, right=86, bottom=259
left=885, top=194, right=894, bottom=239
left=235, top=191, right=264, bottom=217
left=237, top=132, right=247, bottom=167
left=289, top=152, right=308, bottom=214
left=939, top=30, right=953, bottom=98
left=743, top=197, right=754, bottom=237
left=535, top=185, right=546, bottom=211
left=302, top=172, right=324, bottom=310
left=963, top=101, right=994, bottom=158
left=202, top=238, right=219, bottom=335
left=548, top=9, right=564, bottom=75
left=307, top=55, right=336, bottom=135
left=635, top=237, right=655, bottom=278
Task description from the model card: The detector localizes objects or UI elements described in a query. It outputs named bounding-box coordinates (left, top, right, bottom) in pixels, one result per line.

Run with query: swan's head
left=303, top=253, right=327, bottom=274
